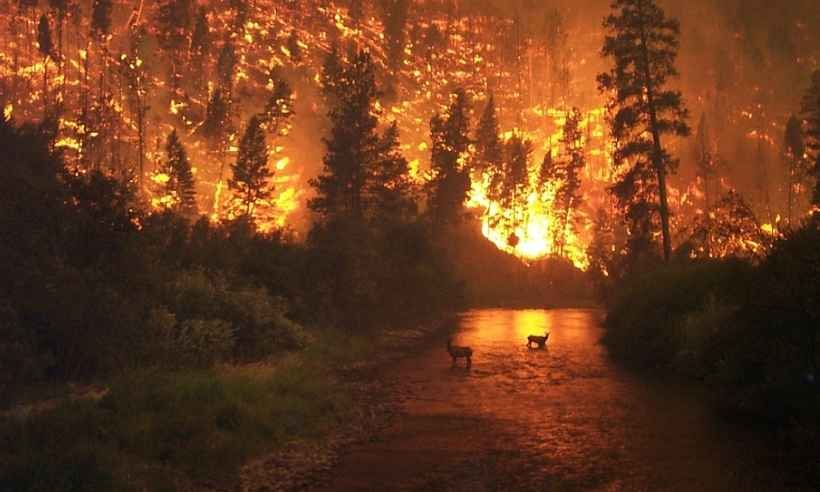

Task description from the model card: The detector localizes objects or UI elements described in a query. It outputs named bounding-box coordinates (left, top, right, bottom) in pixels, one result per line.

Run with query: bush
left=603, top=259, right=753, bottom=368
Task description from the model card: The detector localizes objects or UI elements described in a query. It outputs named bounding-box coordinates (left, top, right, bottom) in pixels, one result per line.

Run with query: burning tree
left=230, top=115, right=272, bottom=218
left=499, top=133, right=532, bottom=247
left=552, top=107, right=585, bottom=258
left=159, top=130, right=197, bottom=217
left=474, top=94, right=504, bottom=226
left=801, top=70, right=820, bottom=213
left=598, top=0, right=690, bottom=263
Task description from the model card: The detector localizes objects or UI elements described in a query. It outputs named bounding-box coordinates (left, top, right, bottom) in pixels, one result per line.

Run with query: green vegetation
left=1, top=361, right=353, bottom=490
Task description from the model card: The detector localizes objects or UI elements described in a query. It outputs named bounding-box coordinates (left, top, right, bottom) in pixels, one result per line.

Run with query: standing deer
left=446, top=338, right=472, bottom=368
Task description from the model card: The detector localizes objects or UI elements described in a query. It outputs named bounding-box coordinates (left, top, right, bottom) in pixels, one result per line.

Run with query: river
left=313, top=309, right=791, bottom=491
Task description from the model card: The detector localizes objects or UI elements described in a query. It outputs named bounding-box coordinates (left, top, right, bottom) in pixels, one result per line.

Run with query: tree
left=377, top=0, right=410, bottom=78
left=427, top=89, right=472, bottom=233
left=694, top=113, right=717, bottom=215
left=286, top=31, right=303, bottom=64
left=162, top=130, right=197, bottom=216
left=37, top=14, right=53, bottom=116
left=368, top=122, right=416, bottom=223
left=598, top=0, right=691, bottom=262
left=230, top=116, right=272, bottom=218
left=217, top=42, right=237, bottom=95
left=553, top=107, right=584, bottom=257
left=474, top=95, right=504, bottom=224
left=587, top=207, right=616, bottom=298
left=261, top=77, right=294, bottom=137
left=156, top=0, right=193, bottom=95
left=310, top=49, right=381, bottom=220
left=784, top=114, right=806, bottom=227
left=91, top=0, right=112, bottom=36
left=500, top=133, right=532, bottom=247
left=189, top=6, right=211, bottom=95
left=541, top=8, right=571, bottom=106
left=801, top=70, right=820, bottom=211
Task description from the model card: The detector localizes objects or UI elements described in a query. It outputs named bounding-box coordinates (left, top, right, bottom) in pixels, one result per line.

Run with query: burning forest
left=1, top=0, right=819, bottom=490
left=4, top=0, right=816, bottom=268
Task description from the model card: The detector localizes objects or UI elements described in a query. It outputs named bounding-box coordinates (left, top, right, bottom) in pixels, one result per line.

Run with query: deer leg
left=466, top=356, right=471, bottom=368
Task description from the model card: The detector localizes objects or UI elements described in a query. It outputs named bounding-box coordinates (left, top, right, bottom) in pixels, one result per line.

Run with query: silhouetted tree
left=163, top=130, right=197, bottom=217
left=553, top=107, right=584, bottom=257
left=784, top=114, right=806, bottom=226
left=801, top=70, right=820, bottom=211
left=37, top=14, right=53, bottom=115
left=286, top=31, right=303, bottom=64
left=598, top=0, right=691, bottom=262
left=156, top=0, right=193, bottom=95
left=474, top=95, right=504, bottom=224
left=310, top=50, right=381, bottom=220
left=261, top=78, right=294, bottom=137
left=217, top=42, right=237, bottom=94
left=427, top=89, right=472, bottom=233
left=230, top=116, right=272, bottom=218
left=502, top=134, right=532, bottom=247
left=190, top=7, right=211, bottom=95
left=377, top=0, right=410, bottom=77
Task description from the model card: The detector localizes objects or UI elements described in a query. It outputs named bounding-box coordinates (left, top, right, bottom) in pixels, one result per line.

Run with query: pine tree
left=190, top=7, right=210, bottom=95
left=377, top=0, right=410, bottom=77
left=230, top=116, right=272, bottom=217
left=163, top=130, right=197, bottom=216
left=201, top=88, right=231, bottom=152
left=553, top=107, right=584, bottom=257
left=261, top=77, right=294, bottom=137
left=310, top=50, right=381, bottom=220
left=500, top=133, right=532, bottom=247
left=286, top=31, right=303, bottom=64
left=321, top=43, right=344, bottom=105
left=156, top=0, right=193, bottom=95
left=784, top=114, right=806, bottom=226
left=542, top=8, right=571, bottom=106
left=694, top=113, right=716, bottom=215
left=217, top=42, right=237, bottom=95
left=598, top=0, right=690, bottom=262
left=474, top=95, right=504, bottom=224
left=427, top=89, right=472, bottom=232
left=587, top=207, right=615, bottom=298
left=37, top=14, right=53, bottom=116
left=368, top=122, right=415, bottom=222
left=801, top=70, right=820, bottom=210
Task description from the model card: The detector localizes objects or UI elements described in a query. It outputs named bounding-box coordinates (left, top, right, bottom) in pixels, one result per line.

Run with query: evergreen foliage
left=598, top=0, right=691, bottom=262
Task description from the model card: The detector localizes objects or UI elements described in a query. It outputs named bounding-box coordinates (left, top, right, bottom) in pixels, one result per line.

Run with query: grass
left=0, top=353, right=356, bottom=490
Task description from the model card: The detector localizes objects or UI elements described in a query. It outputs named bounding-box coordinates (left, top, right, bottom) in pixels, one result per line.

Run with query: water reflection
left=319, top=309, right=784, bottom=491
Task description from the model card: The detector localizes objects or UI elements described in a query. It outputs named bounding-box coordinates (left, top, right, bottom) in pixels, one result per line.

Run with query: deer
left=527, top=332, right=549, bottom=349
left=446, top=338, right=472, bottom=368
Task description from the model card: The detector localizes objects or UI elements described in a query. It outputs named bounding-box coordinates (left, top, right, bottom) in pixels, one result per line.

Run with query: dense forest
left=0, top=0, right=818, bottom=489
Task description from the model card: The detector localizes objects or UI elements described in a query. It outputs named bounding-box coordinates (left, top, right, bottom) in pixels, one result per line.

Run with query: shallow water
left=315, top=309, right=790, bottom=491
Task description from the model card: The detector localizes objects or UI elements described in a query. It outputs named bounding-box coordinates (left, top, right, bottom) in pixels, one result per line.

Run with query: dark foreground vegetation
left=600, top=221, right=820, bottom=484
left=0, top=114, right=463, bottom=489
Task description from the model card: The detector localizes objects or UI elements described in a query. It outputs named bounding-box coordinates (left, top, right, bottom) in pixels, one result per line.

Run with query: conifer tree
left=286, top=31, right=303, bottom=64
left=475, top=95, right=503, bottom=180
left=801, top=70, right=820, bottom=210
left=427, top=89, right=472, bottom=232
left=500, top=133, right=532, bottom=246
left=163, top=130, right=197, bottom=216
left=694, top=113, right=717, bottom=215
left=377, top=0, right=410, bottom=77
left=553, top=108, right=584, bottom=257
left=217, top=42, right=237, bottom=95
left=156, top=0, right=192, bottom=95
left=784, top=114, right=806, bottom=226
left=598, top=0, right=690, bottom=262
left=230, top=116, right=272, bottom=217
left=261, top=78, right=294, bottom=137
left=310, top=50, right=381, bottom=220
left=368, top=122, right=415, bottom=222
left=37, top=14, right=53, bottom=115
left=190, top=7, right=210, bottom=95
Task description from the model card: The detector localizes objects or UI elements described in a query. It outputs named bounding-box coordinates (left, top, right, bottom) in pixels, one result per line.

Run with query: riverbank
left=601, top=245, right=820, bottom=486
left=0, top=319, right=454, bottom=491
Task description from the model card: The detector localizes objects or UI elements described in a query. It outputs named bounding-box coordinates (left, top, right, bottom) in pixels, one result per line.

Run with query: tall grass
left=1, top=360, right=353, bottom=490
